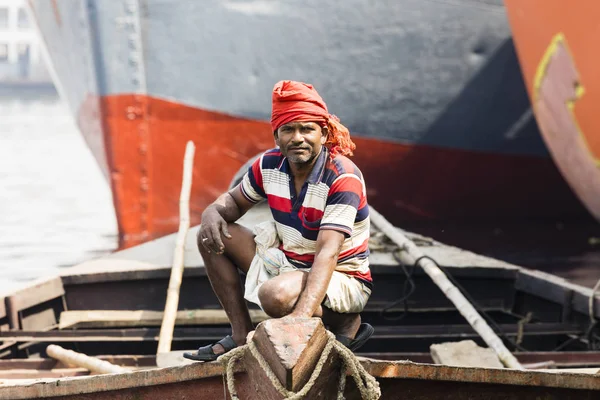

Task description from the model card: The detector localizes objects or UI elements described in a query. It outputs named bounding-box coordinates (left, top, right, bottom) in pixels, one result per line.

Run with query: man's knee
left=197, top=222, right=247, bottom=260
left=197, top=237, right=217, bottom=267
left=258, top=281, right=295, bottom=318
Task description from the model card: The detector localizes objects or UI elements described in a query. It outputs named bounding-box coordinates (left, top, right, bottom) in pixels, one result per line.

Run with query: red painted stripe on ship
left=79, top=94, right=274, bottom=248
left=77, top=94, right=588, bottom=249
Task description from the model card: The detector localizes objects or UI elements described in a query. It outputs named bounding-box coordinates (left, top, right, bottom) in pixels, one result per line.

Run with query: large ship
left=504, top=0, right=600, bottom=223
left=27, top=0, right=592, bottom=248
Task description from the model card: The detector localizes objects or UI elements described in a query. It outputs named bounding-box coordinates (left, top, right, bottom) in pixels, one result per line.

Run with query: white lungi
left=244, top=221, right=371, bottom=314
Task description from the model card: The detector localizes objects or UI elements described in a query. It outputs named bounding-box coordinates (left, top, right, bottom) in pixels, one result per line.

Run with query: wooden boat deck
left=0, top=205, right=598, bottom=398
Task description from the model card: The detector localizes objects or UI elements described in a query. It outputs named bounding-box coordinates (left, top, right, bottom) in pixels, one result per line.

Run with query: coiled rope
left=218, top=331, right=381, bottom=400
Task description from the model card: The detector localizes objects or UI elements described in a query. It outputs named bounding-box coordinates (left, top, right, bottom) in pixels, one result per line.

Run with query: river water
left=0, top=90, right=597, bottom=299
left=0, top=91, right=117, bottom=295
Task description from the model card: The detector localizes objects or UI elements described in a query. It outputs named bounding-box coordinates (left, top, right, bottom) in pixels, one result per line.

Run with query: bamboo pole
left=369, top=207, right=524, bottom=370
left=47, top=344, right=128, bottom=374
left=157, top=141, right=196, bottom=354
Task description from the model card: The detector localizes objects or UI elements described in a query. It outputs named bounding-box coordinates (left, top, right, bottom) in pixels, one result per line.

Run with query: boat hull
left=1, top=359, right=598, bottom=399
left=1, top=206, right=600, bottom=397
left=28, top=0, right=591, bottom=248
left=505, top=0, right=600, bottom=222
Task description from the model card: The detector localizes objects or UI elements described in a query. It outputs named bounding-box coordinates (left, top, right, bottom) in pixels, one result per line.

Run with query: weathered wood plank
left=7, top=277, right=65, bottom=312
left=516, top=269, right=600, bottom=320
left=252, top=317, right=329, bottom=391
left=0, top=368, right=90, bottom=379
left=0, top=322, right=582, bottom=344
left=356, top=351, right=600, bottom=367
left=59, top=309, right=269, bottom=329
left=0, top=356, right=156, bottom=370
left=21, top=308, right=58, bottom=331
left=246, top=317, right=340, bottom=398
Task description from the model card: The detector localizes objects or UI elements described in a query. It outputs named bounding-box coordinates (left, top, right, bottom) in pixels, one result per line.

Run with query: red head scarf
left=271, top=80, right=356, bottom=158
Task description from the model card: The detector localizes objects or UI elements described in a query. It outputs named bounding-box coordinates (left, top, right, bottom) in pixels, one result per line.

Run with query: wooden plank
left=373, top=322, right=582, bottom=338
left=60, top=260, right=179, bottom=286
left=538, top=368, right=600, bottom=374
left=59, top=309, right=269, bottom=329
left=91, top=355, right=155, bottom=368
left=357, top=351, right=600, bottom=367
left=0, top=361, right=233, bottom=399
left=0, top=368, right=90, bottom=379
left=516, top=269, right=600, bottom=320
left=370, top=264, right=519, bottom=279
left=5, top=296, right=19, bottom=330
left=245, top=317, right=340, bottom=399
left=0, top=327, right=234, bottom=342
left=21, top=308, right=58, bottom=331
left=252, top=317, right=329, bottom=391
left=0, top=358, right=58, bottom=370
left=0, top=356, right=156, bottom=371
left=0, top=341, right=16, bottom=353
left=6, top=277, right=65, bottom=311
left=0, top=322, right=582, bottom=344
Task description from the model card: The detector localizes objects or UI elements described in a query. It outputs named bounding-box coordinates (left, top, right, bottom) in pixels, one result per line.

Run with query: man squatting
left=184, top=80, right=374, bottom=361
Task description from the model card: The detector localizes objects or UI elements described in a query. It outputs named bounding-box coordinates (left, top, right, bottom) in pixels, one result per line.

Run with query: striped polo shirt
left=240, top=147, right=372, bottom=287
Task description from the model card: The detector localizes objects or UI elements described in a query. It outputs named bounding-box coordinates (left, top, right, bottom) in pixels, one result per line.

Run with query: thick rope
left=218, top=331, right=381, bottom=399
left=219, top=346, right=247, bottom=400
left=333, top=338, right=381, bottom=400
left=246, top=332, right=336, bottom=400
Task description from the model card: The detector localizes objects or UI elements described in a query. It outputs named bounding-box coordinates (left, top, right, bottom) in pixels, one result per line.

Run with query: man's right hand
left=198, top=207, right=232, bottom=254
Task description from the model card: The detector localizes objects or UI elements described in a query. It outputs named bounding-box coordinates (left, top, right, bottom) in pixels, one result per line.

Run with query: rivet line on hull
left=124, top=0, right=150, bottom=241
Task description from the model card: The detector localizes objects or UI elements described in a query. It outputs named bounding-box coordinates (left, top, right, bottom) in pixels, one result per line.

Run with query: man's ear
left=273, top=130, right=280, bottom=146
left=321, top=126, right=328, bottom=144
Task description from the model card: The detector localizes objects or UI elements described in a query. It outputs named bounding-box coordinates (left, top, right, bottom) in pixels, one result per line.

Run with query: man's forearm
left=205, top=192, right=242, bottom=222
left=291, top=249, right=339, bottom=318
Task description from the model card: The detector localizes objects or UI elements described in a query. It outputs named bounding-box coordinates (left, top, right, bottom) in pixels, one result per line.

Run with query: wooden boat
left=0, top=206, right=599, bottom=398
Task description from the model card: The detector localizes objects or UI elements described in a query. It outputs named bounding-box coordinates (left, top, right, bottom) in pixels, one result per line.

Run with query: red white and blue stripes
left=241, top=147, right=372, bottom=287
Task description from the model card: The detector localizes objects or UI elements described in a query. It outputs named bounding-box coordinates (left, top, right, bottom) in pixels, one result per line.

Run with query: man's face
left=275, top=121, right=327, bottom=164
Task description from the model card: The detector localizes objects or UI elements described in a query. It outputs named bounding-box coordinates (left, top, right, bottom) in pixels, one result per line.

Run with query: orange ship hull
left=505, top=0, right=600, bottom=222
